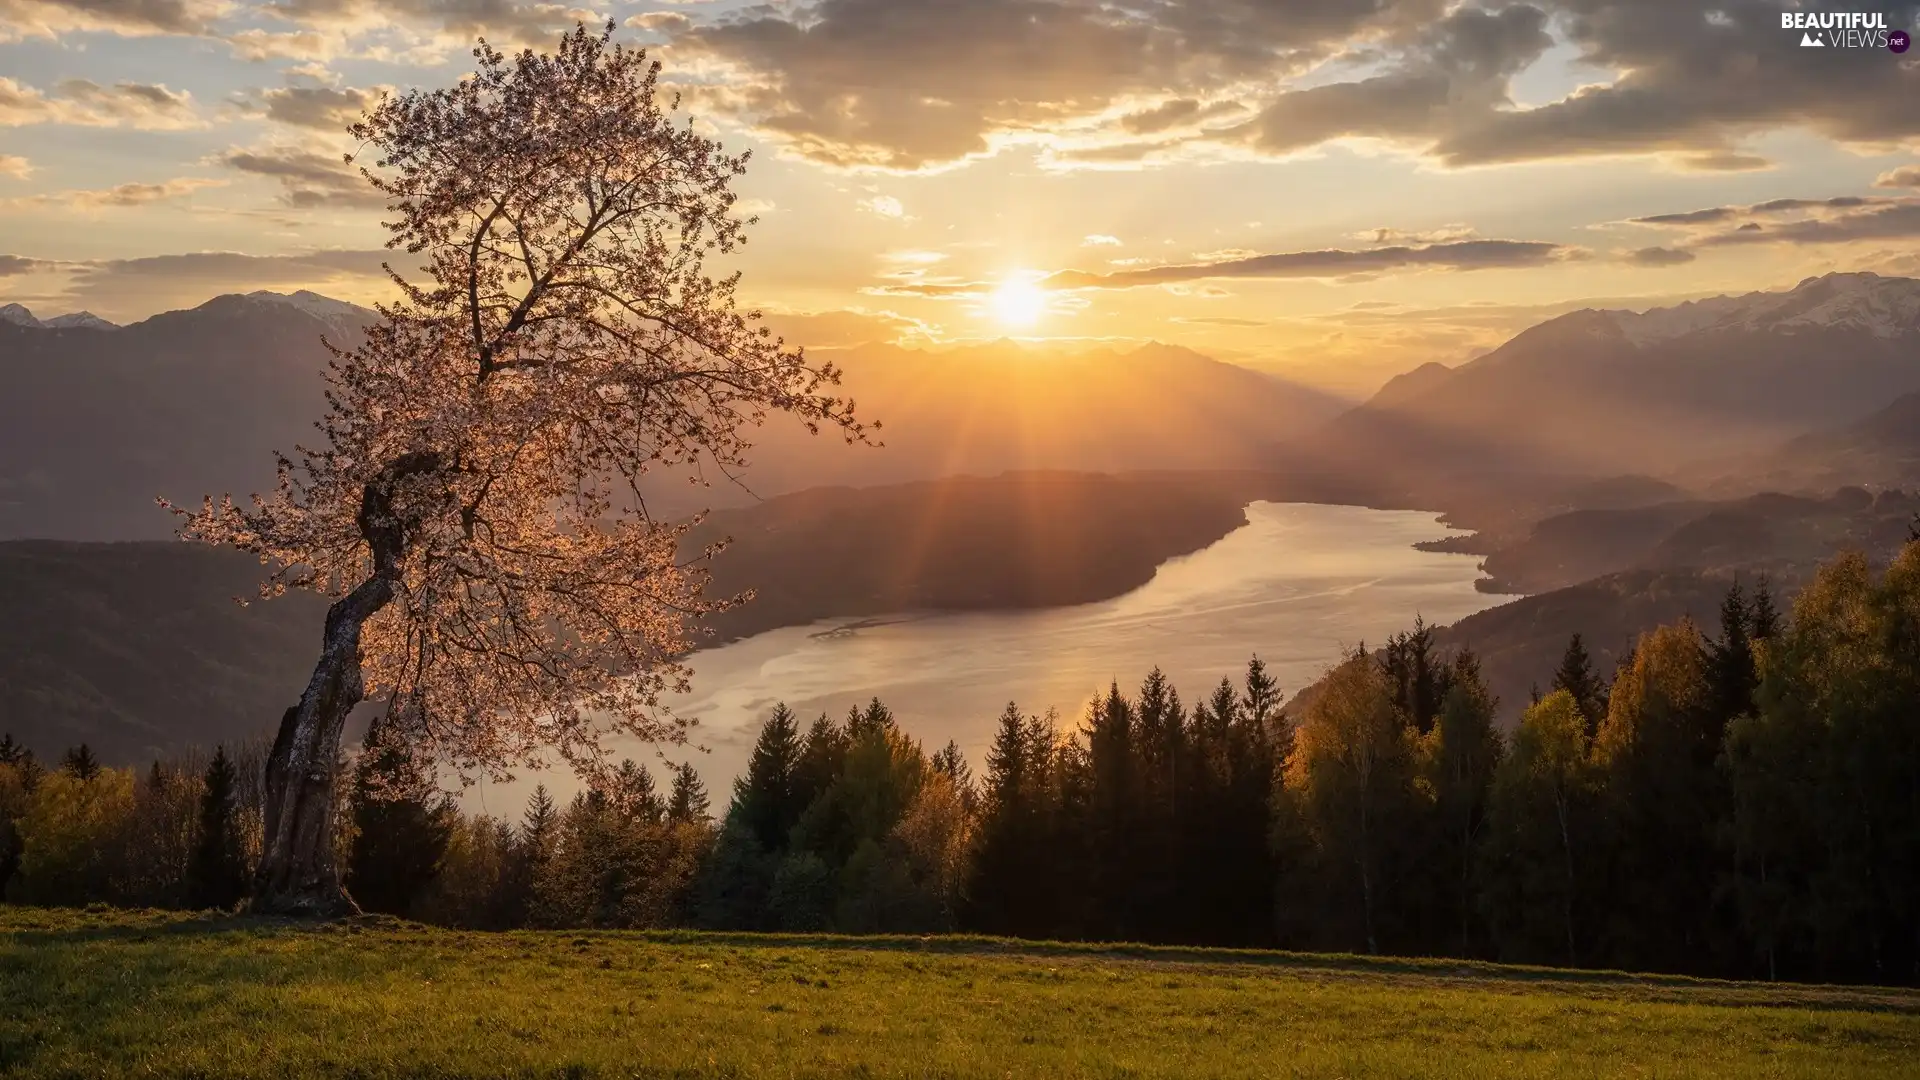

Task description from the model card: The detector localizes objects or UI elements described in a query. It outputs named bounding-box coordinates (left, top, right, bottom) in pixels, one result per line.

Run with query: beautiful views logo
left=1782, top=10, right=1897, bottom=47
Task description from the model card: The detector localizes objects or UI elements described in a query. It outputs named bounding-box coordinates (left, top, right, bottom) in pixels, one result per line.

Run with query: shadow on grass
left=9, top=907, right=1920, bottom=1015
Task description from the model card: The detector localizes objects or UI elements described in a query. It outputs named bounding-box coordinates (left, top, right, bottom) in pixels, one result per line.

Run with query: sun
left=988, top=275, right=1047, bottom=329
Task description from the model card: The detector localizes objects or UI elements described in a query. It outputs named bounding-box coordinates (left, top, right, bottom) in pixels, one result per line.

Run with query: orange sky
left=5, top=1, right=1920, bottom=394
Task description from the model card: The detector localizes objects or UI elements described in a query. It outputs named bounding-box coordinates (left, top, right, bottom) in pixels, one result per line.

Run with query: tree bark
left=249, top=451, right=435, bottom=915
left=251, top=576, right=393, bottom=915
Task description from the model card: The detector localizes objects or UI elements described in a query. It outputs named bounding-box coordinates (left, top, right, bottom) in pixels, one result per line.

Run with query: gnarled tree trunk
left=251, top=576, right=392, bottom=915
left=250, top=454, right=429, bottom=915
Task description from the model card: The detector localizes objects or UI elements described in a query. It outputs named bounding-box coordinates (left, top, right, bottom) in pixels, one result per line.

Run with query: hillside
left=690, top=471, right=1253, bottom=643
left=0, top=291, right=370, bottom=541
left=1430, top=568, right=1740, bottom=722
left=1474, top=487, right=1917, bottom=594
left=1713, top=389, right=1920, bottom=495
left=0, top=540, right=326, bottom=764
left=5, top=907, right=1916, bottom=1079
left=1309, top=273, right=1920, bottom=483
left=0, top=472, right=1262, bottom=761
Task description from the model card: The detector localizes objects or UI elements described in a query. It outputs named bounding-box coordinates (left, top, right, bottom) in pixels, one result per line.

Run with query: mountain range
left=0, top=295, right=1347, bottom=539
left=0, top=291, right=369, bottom=541
left=0, top=304, right=118, bottom=331
left=1308, top=272, right=1920, bottom=484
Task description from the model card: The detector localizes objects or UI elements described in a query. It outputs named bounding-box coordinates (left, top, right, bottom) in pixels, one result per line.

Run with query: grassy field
left=4, top=908, right=1919, bottom=1079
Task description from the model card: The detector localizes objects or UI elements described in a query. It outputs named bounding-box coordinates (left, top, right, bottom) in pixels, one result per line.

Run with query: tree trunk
left=1556, top=791, right=1577, bottom=968
left=249, top=453, right=429, bottom=915
left=251, top=575, right=394, bottom=915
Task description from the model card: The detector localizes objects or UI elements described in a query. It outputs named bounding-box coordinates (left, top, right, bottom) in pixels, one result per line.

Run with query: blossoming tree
left=167, top=24, right=863, bottom=914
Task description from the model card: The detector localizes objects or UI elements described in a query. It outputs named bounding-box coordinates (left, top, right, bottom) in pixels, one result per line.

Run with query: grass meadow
left=3, top=907, right=1918, bottom=1079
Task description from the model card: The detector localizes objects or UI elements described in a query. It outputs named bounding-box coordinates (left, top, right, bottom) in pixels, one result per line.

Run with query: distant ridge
left=1311, top=272, right=1920, bottom=482
left=0, top=302, right=117, bottom=330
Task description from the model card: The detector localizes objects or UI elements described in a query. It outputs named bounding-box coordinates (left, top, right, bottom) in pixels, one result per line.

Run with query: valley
left=8, top=272, right=1920, bottom=767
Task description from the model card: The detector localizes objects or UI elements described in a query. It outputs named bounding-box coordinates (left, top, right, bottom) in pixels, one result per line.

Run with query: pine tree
left=1426, top=649, right=1503, bottom=957
left=60, top=744, right=99, bottom=781
left=967, top=703, right=1056, bottom=936
left=1705, top=581, right=1758, bottom=732
left=1381, top=617, right=1450, bottom=734
left=344, top=723, right=453, bottom=917
left=508, top=784, right=558, bottom=926
left=667, top=763, right=712, bottom=824
left=734, top=704, right=804, bottom=851
left=1550, top=633, right=1607, bottom=740
left=794, top=713, right=849, bottom=811
left=186, top=746, right=248, bottom=910
left=1242, top=655, right=1282, bottom=730
left=1750, top=574, right=1781, bottom=641
left=0, top=734, right=30, bottom=768
left=1082, top=682, right=1138, bottom=939
left=929, top=740, right=978, bottom=816
left=520, top=784, right=555, bottom=844
left=609, top=759, right=665, bottom=823
left=1221, top=665, right=1278, bottom=946
left=849, top=698, right=897, bottom=740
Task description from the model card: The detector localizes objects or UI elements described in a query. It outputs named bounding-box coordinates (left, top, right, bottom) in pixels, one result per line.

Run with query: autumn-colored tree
left=1285, top=647, right=1418, bottom=954
left=1592, top=620, right=1718, bottom=972
left=1482, top=690, right=1591, bottom=965
left=11, top=767, right=136, bottom=905
left=164, top=25, right=862, bottom=913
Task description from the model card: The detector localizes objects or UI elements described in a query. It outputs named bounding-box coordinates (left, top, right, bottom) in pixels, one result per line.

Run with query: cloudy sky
left=5, top=0, right=1920, bottom=392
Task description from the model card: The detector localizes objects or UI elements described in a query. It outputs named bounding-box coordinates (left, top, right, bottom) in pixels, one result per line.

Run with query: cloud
left=1082, top=234, right=1122, bottom=247
left=865, top=237, right=1576, bottom=299
left=857, top=194, right=905, bottom=218
left=1041, top=238, right=1577, bottom=289
left=673, top=0, right=1442, bottom=171
left=1116, top=97, right=1244, bottom=136
left=1617, top=191, right=1920, bottom=254
left=0, top=155, right=29, bottom=179
left=666, top=0, right=1920, bottom=174
left=1623, top=245, right=1696, bottom=267
left=254, top=85, right=386, bottom=131
left=1629, top=196, right=1900, bottom=229
left=10, top=177, right=224, bottom=210
left=0, top=254, right=48, bottom=276
left=0, top=0, right=224, bottom=39
left=1175, top=316, right=1267, bottom=326
left=755, top=307, right=938, bottom=348
left=626, top=10, right=690, bottom=34
left=0, top=77, right=202, bottom=129
left=264, top=0, right=604, bottom=53
left=1425, top=1, right=1920, bottom=169
left=1690, top=201, right=1920, bottom=248
left=1354, top=224, right=1478, bottom=245
left=1671, top=151, right=1773, bottom=173
left=1875, top=166, right=1920, bottom=189
left=1231, top=4, right=1552, bottom=157
left=46, top=248, right=402, bottom=321
left=215, top=144, right=385, bottom=208
left=224, top=28, right=337, bottom=61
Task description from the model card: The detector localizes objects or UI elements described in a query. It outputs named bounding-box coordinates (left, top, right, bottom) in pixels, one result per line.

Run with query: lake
left=463, top=502, right=1507, bottom=816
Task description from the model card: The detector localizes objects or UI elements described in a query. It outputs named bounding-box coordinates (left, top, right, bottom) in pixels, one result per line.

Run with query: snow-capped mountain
left=1321, top=272, right=1920, bottom=480
left=0, top=303, right=118, bottom=330
left=1608, top=272, right=1920, bottom=345
left=211, top=290, right=377, bottom=341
